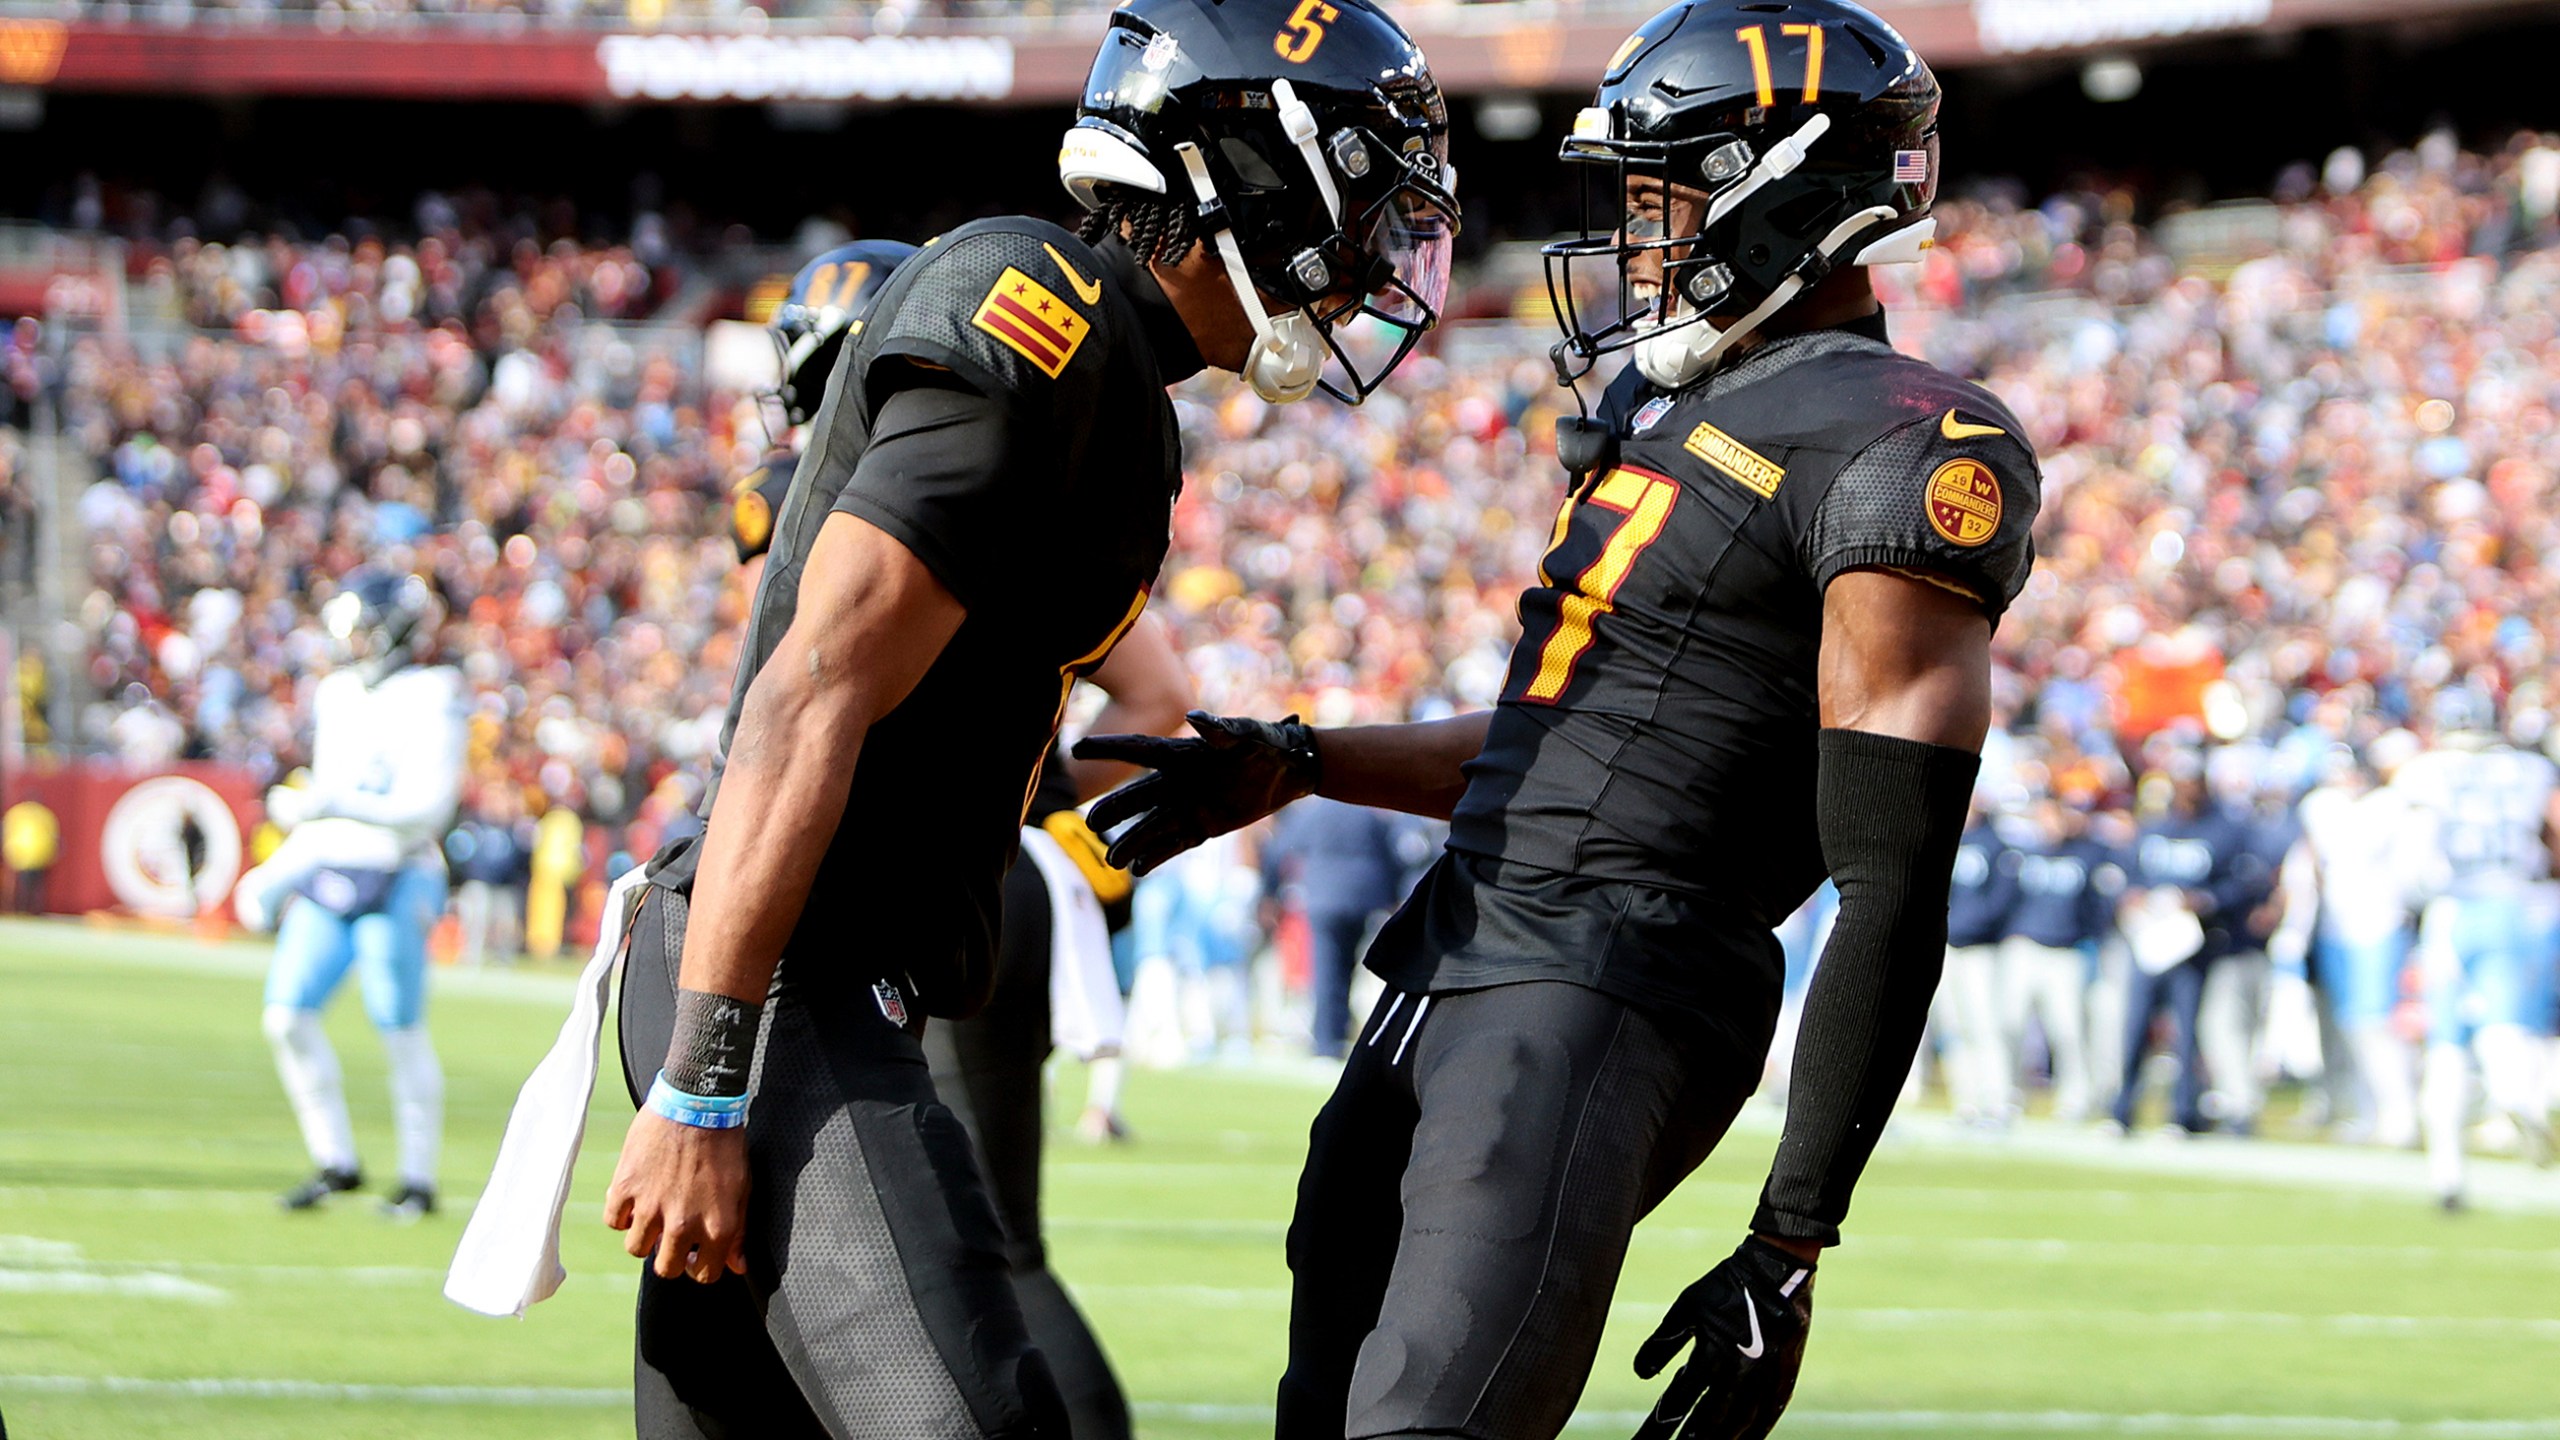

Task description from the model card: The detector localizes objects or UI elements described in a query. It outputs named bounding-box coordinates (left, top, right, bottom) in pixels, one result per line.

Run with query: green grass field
left=3, top=915, right=2556, bottom=1439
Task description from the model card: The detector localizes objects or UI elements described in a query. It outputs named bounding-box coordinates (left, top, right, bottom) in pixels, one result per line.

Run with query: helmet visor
left=1311, top=180, right=1457, bottom=403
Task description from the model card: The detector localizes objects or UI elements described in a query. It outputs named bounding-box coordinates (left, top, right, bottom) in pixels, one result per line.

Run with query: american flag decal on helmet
left=1893, top=150, right=1929, bottom=183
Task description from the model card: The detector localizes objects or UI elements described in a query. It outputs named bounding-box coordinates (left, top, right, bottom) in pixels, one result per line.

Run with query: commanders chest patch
left=1925, top=457, right=2002, bottom=546
left=972, top=267, right=1089, bottom=379
left=1681, top=422, right=1785, bottom=499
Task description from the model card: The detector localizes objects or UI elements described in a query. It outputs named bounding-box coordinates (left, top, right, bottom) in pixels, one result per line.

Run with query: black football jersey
left=676, top=218, right=1196, bottom=1017
left=1379, top=320, right=2039, bottom=1023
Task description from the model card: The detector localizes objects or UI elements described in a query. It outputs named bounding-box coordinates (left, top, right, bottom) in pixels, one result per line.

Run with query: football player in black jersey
left=729, top=241, right=918, bottom=580
left=599, top=1, right=1458, bottom=1436
left=1079, top=4, right=2039, bottom=1437
left=734, top=235, right=1189, bottom=1439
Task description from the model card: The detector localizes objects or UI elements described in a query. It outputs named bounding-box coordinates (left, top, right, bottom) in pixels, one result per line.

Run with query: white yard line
left=1873, top=1113, right=2560, bottom=1215
left=1133, top=1403, right=2560, bottom=1437
left=1075, top=1285, right=2560, bottom=1340
left=4, top=1378, right=2551, bottom=1434
left=0, top=1375, right=620, bottom=1407
left=0, top=1269, right=225, bottom=1302
left=0, top=916, right=588, bottom=1006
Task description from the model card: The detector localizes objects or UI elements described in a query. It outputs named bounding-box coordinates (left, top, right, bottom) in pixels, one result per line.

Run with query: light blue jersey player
left=2394, top=730, right=2560, bottom=1204
left=235, top=571, right=466, bottom=1217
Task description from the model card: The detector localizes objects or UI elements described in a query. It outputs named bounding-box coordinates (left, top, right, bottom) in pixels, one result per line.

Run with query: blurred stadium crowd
left=8, top=129, right=2560, bottom=1140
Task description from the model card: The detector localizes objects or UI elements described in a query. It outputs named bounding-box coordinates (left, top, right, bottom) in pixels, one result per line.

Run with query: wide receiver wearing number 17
left=1079, top=4, right=2041, bottom=1437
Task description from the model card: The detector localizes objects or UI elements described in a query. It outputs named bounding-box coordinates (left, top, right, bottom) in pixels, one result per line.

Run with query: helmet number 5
left=1275, top=0, right=1338, bottom=62
left=1736, top=23, right=1825, bottom=108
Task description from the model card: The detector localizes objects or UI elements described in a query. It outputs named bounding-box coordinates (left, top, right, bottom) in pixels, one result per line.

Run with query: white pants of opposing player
left=2084, top=941, right=2133, bottom=1120
left=1941, top=944, right=2011, bottom=1122
left=2199, top=951, right=2273, bottom=1128
left=1999, top=938, right=2092, bottom=1122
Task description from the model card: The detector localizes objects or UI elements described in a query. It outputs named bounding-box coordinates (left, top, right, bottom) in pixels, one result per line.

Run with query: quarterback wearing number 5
left=1080, top=4, right=2041, bottom=1438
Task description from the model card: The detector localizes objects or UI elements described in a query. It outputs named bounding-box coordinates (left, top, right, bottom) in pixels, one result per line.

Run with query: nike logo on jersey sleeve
left=1940, top=409, right=2007, bottom=441
left=1043, top=243, right=1105, bottom=305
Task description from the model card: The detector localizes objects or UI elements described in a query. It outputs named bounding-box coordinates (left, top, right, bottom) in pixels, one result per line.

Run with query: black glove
left=1073, top=711, right=1321, bottom=875
left=1630, top=1237, right=1816, bottom=1440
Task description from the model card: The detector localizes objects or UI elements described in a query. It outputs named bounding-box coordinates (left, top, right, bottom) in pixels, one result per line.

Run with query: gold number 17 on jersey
left=1524, top=468, right=1680, bottom=703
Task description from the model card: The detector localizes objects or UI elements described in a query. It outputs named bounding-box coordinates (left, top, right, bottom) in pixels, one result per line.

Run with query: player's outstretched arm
left=1634, top=567, right=1988, bottom=1440
left=1076, top=710, right=1490, bottom=874
left=604, top=506, right=964, bottom=1286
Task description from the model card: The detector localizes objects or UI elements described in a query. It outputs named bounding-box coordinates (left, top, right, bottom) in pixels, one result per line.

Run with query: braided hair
left=1078, top=191, right=1201, bottom=267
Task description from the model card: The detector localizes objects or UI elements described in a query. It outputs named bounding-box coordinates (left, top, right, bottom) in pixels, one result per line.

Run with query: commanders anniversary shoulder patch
left=1925, top=457, right=2002, bottom=546
left=973, top=267, right=1089, bottom=379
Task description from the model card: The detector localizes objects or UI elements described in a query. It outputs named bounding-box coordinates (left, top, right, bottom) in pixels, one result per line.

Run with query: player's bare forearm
left=679, top=667, right=872, bottom=1007
left=1313, top=711, right=1492, bottom=820
left=1753, top=569, right=1990, bottom=1253
left=678, top=513, right=964, bottom=1006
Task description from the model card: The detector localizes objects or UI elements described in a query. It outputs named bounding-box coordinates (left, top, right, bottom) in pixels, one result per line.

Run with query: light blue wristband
left=647, top=1071, right=750, bottom=1130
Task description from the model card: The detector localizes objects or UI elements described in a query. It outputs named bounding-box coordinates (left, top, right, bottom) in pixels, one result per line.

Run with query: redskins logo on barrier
left=99, top=775, right=243, bottom=919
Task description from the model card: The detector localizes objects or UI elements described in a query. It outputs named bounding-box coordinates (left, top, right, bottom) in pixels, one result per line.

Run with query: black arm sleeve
left=829, top=369, right=1023, bottom=612
left=1752, top=729, right=1981, bottom=1246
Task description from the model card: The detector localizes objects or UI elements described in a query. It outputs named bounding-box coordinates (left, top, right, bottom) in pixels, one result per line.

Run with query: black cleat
left=280, top=1166, right=363, bottom=1211
left=379, top=1183, right=438, bottom=1221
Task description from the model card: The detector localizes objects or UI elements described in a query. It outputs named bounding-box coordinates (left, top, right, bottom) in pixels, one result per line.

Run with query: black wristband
left=664, top=987, right=763, bottom=1098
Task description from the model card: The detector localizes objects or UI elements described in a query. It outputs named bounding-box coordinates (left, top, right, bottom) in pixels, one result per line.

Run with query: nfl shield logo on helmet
left=872, top=980, right=910, bottom=1027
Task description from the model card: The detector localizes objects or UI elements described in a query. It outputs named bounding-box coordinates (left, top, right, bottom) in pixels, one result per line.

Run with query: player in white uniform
left=235, top=571, right=467, bottom=1217
left=2392, top=720, right=2560, bottom=1206
left=2270, top=735, right=2425, bottom=1146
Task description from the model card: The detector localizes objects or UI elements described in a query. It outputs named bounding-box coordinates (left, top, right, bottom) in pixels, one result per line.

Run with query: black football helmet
left=1544, top=0, right=1939, bottom=389
left=769, top=239, right=918, bottom=427
left=322, top=569, right=436, bottom=685
left=1060, top=0, right=1459, bottom=404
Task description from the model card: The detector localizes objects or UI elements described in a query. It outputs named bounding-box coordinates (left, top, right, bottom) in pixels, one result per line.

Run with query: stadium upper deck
left=0, top=0, right=2543, bottom=107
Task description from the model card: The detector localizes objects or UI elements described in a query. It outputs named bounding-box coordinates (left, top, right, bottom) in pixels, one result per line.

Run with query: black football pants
left=618, top=885, right=1064, bottom=1440
left=922, top=851, right=1133, bottom=1440
left=1277, top=980, right=1768, bottom=1440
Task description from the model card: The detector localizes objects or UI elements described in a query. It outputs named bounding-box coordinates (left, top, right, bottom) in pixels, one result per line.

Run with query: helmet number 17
left=1274, top=0, right=1338, bottom=63
left=1735, top=23, right=1825, bottom=109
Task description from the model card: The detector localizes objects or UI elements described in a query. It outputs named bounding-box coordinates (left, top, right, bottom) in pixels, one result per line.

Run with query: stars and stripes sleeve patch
left=971, top=267, right=1089, bottom=379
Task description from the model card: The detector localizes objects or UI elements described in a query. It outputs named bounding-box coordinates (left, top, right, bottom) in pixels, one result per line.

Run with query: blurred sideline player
left=1999, top=791, right=2123, bottom=1124
left=2396, top=707, right=2560, bottom=1207
left=2269, top=734, right=2425, bottom=1146
left=595, top=1, right=1460, bottom=1433
left=1081, top=5, right=2041, bottom=1435
left=235, top=570, right=465, bottom=1217
left=733, top=241, right=1191, bottom=1439
left=1942, top=796, right=2019, bottom=1125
